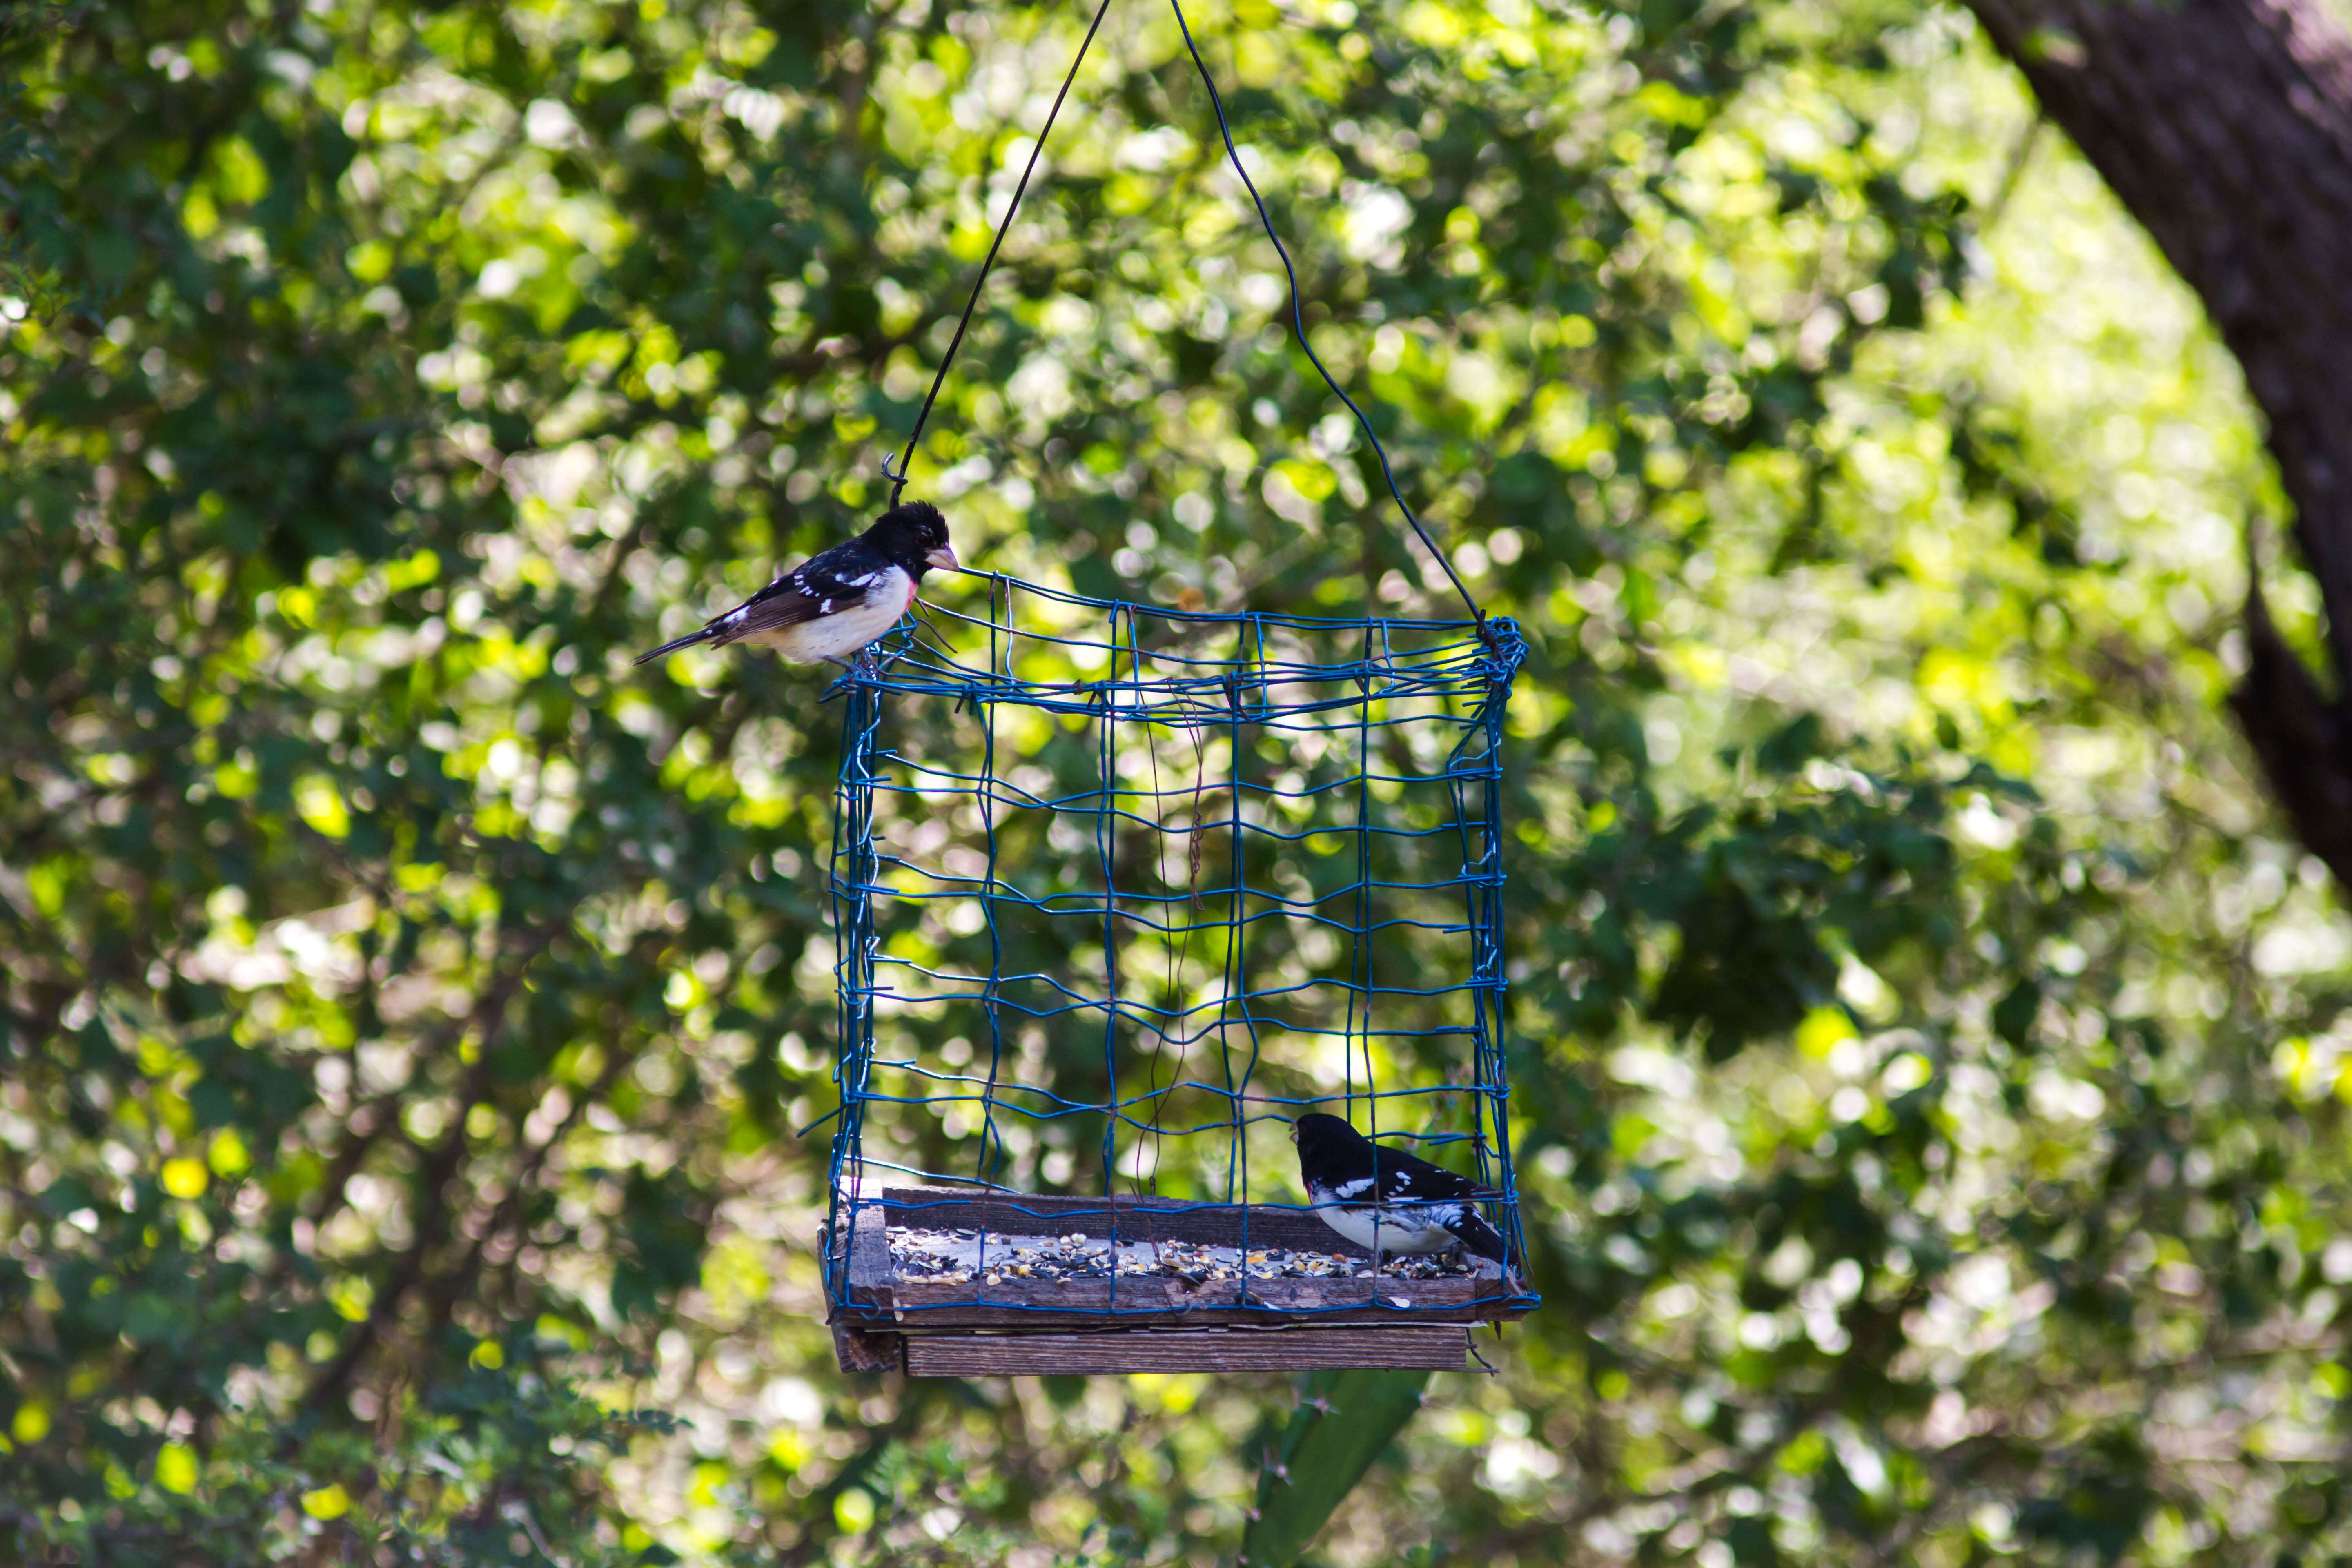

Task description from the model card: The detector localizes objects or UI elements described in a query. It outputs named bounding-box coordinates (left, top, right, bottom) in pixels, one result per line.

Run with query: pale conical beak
left=925, top=546, right=960, bottom=572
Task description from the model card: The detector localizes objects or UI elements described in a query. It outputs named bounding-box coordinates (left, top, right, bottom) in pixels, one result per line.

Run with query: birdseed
left=885, top=1226, right=1484, bottom=1286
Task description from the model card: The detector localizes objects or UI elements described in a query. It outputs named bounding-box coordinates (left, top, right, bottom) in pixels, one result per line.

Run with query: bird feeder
left=818, top=584, right=1536, bottom=1374
left=815, top=0, right=1539, bottom=1373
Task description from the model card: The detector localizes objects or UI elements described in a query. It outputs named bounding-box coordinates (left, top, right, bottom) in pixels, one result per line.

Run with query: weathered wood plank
left=845, top=1192, right=893, bottom=1311
left=834, top=1290, right=1535, bottom=1332
left=902, top=1325, right=1467, bottom=1376
left=831, top=1322, right=903, bottom=1374
left=852, top=1303, right=1527, bottom=1331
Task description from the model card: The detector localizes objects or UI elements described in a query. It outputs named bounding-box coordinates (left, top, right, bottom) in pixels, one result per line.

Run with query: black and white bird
left=1290, top=1112, right=1510, bottom=1267
left=631, top=501, right=958, bottom=667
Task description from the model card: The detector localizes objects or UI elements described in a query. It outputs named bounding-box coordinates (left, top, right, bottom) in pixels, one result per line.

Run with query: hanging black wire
left=1163, top=0, right=1483, bottom=626
left=883, top=0, right=1485, bottom=626
left=884, top=0, right=1116, bottom=506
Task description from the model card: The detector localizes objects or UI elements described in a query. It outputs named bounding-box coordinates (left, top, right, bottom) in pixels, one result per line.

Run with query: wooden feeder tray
left=830, top=1187, right=1535, bottom=1376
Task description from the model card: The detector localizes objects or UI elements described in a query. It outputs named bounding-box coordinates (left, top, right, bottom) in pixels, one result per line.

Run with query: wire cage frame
left=818, top=579, right=1540, bottom=1376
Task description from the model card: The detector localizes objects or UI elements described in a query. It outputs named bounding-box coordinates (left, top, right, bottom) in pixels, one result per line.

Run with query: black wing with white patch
left=1332, top=1146, right=1495, bottom=1207
left=708, top=537, right=894, bottom=646
left=1359, top=1151, right=1510, bottom=1265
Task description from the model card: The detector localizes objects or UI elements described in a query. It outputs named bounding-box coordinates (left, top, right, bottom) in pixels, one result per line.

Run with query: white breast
left=739, top=566, right=914, bottom=661
left=1307, top=1188, right=1461, bottom=1258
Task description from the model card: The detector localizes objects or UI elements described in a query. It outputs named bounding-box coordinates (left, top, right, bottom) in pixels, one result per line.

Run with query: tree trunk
left=1961, top=0, right=2352, bottom=883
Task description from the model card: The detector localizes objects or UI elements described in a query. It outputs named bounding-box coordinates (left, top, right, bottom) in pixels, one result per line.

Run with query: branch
left=297, top=948, right=541, bottom=1417
left=1958, top=0, right=2352, bottom=882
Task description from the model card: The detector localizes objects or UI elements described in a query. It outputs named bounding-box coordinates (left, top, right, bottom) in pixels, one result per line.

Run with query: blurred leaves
left=0, top=0, right=2342, bottom=1561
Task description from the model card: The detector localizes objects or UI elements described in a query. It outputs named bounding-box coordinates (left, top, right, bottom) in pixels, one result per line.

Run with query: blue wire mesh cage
left=819, top=576, right=1540, bottom=1375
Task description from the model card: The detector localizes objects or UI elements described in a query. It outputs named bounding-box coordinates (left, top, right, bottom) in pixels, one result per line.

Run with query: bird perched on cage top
left=1290, top=1112, right=1509, bottom=1266
left=632, top=501, right=958, bottom=667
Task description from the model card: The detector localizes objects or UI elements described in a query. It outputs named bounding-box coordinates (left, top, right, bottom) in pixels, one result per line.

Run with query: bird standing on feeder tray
left=1290, top=1112, right=1510, bottom=1266
left=632, top=501, right=959, bottom=667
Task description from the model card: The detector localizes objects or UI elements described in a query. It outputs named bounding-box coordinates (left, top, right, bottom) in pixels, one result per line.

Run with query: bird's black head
left=1290, top=1113, right=1368, bottom=1160
left=865, top=501, right=958, bottom=579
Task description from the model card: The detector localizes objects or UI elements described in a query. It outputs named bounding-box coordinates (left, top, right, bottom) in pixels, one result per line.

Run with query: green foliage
left=8, top=1341, right=675, bottom=1568
left=0, top=0, right=2343, bottom=1562
left=1240, top=1368, right=1433, bottom=1567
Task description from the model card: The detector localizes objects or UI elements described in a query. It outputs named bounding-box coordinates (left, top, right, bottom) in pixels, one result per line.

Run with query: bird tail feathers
left=1449, top=1210, right=1510, bottom=1266
left=633, top=626, right=717, bottom=665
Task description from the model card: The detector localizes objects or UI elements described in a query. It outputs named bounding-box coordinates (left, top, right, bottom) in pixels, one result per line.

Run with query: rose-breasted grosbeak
left=632, top=501, right=958, bottom=667
left=1290, top=1112, right=1510, bottom=1266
